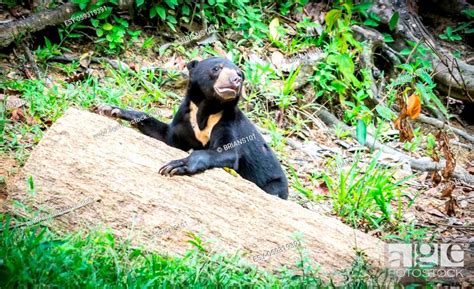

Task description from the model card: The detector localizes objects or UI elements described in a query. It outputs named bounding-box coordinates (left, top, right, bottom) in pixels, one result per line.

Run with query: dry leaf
left=406, top=93, right=421, bottom=119
left=445, top=198, right=458, bottom=217
left=437, top=131, right=455, bottom=179
left=271, top=51, right=285, bottom=70
left=431, top=171, right=442, bottom=186
left=440, top=182, right=455, bottom=198
left=79, top=52, right=93, bottom=68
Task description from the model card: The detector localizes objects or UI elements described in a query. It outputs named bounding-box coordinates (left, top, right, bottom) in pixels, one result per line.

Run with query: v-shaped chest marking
left=189, top=101, right=223, bottom=146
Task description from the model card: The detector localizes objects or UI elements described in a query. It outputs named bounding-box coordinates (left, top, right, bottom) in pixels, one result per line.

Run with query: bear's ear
left=186, top=60, right=199, bottom=72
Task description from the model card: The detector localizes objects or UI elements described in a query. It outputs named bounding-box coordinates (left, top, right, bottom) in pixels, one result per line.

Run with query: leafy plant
left=385, top=61, right=448, bottom=119
left=0, top=215, right=327, bottom=288
left=439, top=26, right=462, bottom=41
left=275, top=66, right=301, bottom=110
left=322, top=152, right=412, bottom=230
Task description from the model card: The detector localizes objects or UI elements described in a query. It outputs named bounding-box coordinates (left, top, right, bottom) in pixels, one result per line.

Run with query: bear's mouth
left=214, top=86, right=238, bottom=100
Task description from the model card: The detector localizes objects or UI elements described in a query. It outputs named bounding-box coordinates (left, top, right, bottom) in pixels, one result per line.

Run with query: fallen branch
left=0, top=3, right=78, bottom=48
left=416, top=114, right=474, bottom=143
left=22, top=43, right=42, bottom=79
left=314, top=107, right=474, bottom=185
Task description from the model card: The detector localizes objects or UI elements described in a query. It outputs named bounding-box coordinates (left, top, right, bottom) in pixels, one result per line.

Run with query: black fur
left=96, top=57, right=288, bottom=199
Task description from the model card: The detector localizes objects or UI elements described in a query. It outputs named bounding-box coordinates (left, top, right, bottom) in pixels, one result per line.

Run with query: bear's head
left=186, top=57, right=244, bottom=103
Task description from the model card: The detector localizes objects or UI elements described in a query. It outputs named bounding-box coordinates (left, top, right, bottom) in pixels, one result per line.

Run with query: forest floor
left=1, top=39, right=473, bottom=245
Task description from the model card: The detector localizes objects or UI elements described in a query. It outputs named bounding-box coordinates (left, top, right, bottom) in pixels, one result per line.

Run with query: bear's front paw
left=159, top=158, right=191, bottom=176
left=94, top=105, right=122, bottom=118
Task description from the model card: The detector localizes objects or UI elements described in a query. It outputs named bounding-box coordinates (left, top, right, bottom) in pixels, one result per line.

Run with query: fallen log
left=4, top=108, right=385, bottom=279
left=314, top=107, right=474, bottom=186
left=0, top=3, right=78, bottom=48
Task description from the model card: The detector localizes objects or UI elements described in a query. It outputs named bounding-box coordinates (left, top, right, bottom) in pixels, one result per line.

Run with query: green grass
left=322, top=152, right=412, bottom=231
left=0, top=216, right=331, bottom=288
left=0, top=213, right=395, bottom=288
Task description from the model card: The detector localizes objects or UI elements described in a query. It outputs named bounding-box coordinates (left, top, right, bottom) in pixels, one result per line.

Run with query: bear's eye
left=212, top=66, right=221, bottom=73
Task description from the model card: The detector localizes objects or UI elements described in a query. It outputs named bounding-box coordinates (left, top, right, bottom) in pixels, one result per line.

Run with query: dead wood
left=416, top=114, right=474, bottom=143
left=0, top=3, right=78, bottom=48
left=4, top=108, right=385, bottom=279
left=314, top=107, right=474, bottom=185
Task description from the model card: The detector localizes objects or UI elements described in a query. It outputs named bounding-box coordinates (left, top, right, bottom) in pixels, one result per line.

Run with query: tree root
left=416, top=114, right=474, bottom=143
left=351, top=25, right=384, bottom=98
left=369, top=0, right=474, bottom=103
left=0, top=3, right=78, bottom=48
left=314, top=106, right=474, bottom=185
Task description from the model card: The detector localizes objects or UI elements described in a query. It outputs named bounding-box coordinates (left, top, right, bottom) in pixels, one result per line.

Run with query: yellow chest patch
left=189, top=101, right=223, bottom=146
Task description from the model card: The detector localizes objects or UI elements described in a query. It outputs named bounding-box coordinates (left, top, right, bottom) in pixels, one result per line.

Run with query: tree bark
left=0, top=3, right=78, bottom=48
left=3, top=108, right=386, bottom=280
left=370, top=0, right=474, bottom=102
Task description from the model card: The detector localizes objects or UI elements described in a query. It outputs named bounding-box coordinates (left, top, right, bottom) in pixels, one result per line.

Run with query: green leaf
left=97, top=8, right=111, bottom=19
left=167, top=15, right=177, bottom=24
left=382, top=33, right=394, bottom=43
left=68, top=33, right=82, bottom=38
left=369, top=12, right=381, bottom=21
left=375, top=105, right=395, bottom=121
left=389, top=12, right=399, bottom=31
left=415, top=68, right=433, bottom=86
left=356, top=120, right=367, bottom=145
left=399, top=48, right=412, bottom=55
left=149, top=7, right=157, bottom=18
left=96, top=29, right=104, bottom=37
left=446, top=26, right=453, bottom=35
left=325, top=9, right=342, bottom=31
left=44, top=37, right=52, bottom=49
left=330, top=79, right=346, bottom=94
left=397, top=63, right=414, bottom=73
left=464, top=28, right=474, bottom=34
left=164, top=0, right=178, bottom=8
left=363, top=19, right=379, bottom=27
left=156, top=6, right=166, bottom=20
left=136, top=0, right=144, bottom=7
left=90, top=19, right=99, bottom=27
left=182, top=5, right=190, bottom=16
left=103, top=23, right=113, bottom=31
left=462, top=9, right=474, bottom=18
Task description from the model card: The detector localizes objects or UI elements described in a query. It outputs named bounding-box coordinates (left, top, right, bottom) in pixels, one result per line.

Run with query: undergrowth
left=0, top=215, right=392, bottom=288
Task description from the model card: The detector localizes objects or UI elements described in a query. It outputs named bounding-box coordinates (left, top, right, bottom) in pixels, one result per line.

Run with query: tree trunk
left=3, top=108, right=385, bottom=281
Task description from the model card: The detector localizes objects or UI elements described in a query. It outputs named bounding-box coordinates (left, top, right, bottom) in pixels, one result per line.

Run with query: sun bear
left=96, top=57, right=289, bottom=199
